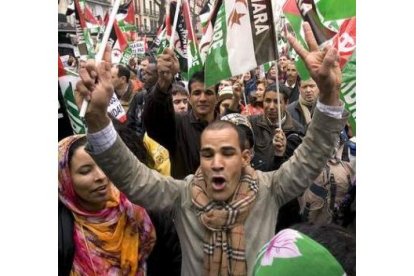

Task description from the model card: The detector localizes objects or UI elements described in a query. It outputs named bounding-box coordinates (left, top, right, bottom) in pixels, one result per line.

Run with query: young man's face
left=300, top=79, right=319, bottom=103
left=142, top=64, right=158, bottom=89
left=200, top=127, right=250, bottom=202
left=172, top=93, right=189, bottom=113
left=263, top=91, right=287, bottom=122
left=111, top=67, right=123, bottom=90
left=278, top=56, right=288, bottom=71
left=189, top=81, right=217, bottom=118
left=286, top=63, right=298, bottom=82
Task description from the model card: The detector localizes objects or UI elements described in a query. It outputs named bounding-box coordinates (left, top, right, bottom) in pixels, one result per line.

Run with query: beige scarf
left=191, top=166, right=258, bottom=276
left=299, top=94, right=314, bottom=125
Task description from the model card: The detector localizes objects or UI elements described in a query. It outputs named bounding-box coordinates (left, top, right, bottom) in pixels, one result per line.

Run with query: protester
left=285, top=61, right=301, bottom=103
left=75, top=23, right=347, bottom=275
left=242, top=70, right=258, bottom=99
left=265, top=63, right=277, bottom=85
left=277, top=54, right=289, bottom=83
left=249, top=83, right=304, bottom=171
left=127, top=64, right=144, bottom=92
left=216, top=85, right=235, bottom=116
left=58, top=135, right=156, bottom=275
left=111, top=64, right=139, bottom=112
left=287, top=78, right=320, bottom=129
left=142, top=68, right=218, bottom=178
left=172, top=83, right=190, bottom=114
left=241, top=78, right=266, bottom=116
left=127, top=62, right=158, bottom=136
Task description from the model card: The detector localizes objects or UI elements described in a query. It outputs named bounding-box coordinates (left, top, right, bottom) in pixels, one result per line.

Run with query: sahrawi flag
left=332, top=17, right=356, bottom=134
left=58, top=55, right=86, bottom=134
left=199, top=0, right=217, bottom=34
left=203, top=0, right=278, bottom=87
left=74, top=0, right=95, bottom=59
left=283, top=0, right=356, bottom=134
left=282, top=0, right=337, bottom=80
left=168, top=0, right=189, bottom=80
left=98, top=12, right=129, bottom=65
left=83, top=3, right=101, bottom=34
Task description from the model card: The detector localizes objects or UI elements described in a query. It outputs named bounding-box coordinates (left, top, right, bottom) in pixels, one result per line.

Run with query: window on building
left=150, top=1, right=152, bottom=15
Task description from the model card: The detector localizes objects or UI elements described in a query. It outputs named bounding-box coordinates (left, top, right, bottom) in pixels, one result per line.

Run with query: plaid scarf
left=191, top=166, right=259, bottom=276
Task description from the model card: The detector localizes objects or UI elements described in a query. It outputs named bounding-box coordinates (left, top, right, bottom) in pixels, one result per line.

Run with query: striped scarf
left=191, top=166, right=258, bottom=276
left=298, top=95, right=314, bottom=125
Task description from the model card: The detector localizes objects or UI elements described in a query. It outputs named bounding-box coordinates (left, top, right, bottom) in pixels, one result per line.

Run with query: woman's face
left=70, top=146, right=111, bottom=211
left=256, top=83, right=266, bottom=102
left=243, top=71, right=251, bottom=81
left=269, top=65, right=277, bottom=78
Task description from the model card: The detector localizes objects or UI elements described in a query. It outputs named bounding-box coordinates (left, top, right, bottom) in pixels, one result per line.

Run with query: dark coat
left=127, top=89, right=148, bottom=136
left=249, top=112, right=304, bottom=172
left=287, top=81, right=300, bottom=104
left=58, top=200, right=74, bottom=276
left=287, top=100, right=316, bottom=130
left=146, top=209, right=182, bottom=276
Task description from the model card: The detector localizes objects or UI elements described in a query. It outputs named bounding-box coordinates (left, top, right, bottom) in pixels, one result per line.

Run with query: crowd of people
left=58, top=23, right=356, bottom=275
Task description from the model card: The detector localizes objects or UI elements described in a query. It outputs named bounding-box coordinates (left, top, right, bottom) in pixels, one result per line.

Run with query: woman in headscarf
left=58, top=134, right=156, bottom=276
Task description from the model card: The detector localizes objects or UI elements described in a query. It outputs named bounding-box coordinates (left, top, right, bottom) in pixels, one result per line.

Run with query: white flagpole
left=169, top=0, right=182, bottom=49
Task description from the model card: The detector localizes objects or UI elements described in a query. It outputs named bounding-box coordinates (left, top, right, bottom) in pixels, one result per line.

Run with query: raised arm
left=267, top=22, right=347, bottom=205
left=142, top=48, right=181, bottom=153
left=74, top=45, right=184, bottom=212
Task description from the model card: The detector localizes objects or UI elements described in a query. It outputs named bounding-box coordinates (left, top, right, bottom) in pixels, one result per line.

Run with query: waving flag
left=283, top=0, right=356, bottom=134
left=333, top=17, right=356, bottom=134
left=283, top=0, right=338, bottom=80
left=58, top=55, right=86, bottom=134
left=199, top=0, right=217, bottom=33
left=117, top=0, right=138, bottom=41
left=203, top=0, right=278, bottom=87
left=169, top=0, right=189, bottom=79
left=83, top=4, right=100, bottom=34
left=74, top=0, right=96, bottom=58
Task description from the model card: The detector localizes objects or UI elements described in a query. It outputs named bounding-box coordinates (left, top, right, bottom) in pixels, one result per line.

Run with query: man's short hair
left=188, top=71, right=205, bottom=94
left=172, top=83, right=189, bottom=97
left=117, top=64, right=131, bottom=83
left=202, top=120, right=248, bottom=151
left=264, top=83, right=290, bottom=102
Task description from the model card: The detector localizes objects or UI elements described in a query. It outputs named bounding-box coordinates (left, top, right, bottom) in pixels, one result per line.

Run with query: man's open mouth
left=212, top=176, right=226, bottom=191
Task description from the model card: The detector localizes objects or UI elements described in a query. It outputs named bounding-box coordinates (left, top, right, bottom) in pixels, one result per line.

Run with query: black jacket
left=146, top=209, right=182, bottom=276
left=127, top=89, right=148, bottom=136
left=249, top=113, right=304, bottom=172
left=143, top=84, right=217, bottom=179
left=58, top=200, right=74, bottom=276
